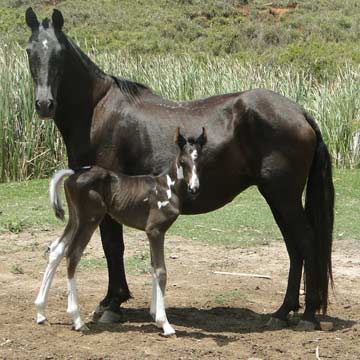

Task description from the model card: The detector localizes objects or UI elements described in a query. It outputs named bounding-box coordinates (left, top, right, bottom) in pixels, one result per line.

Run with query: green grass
left=209, top=289, right=248, bottom=305
left=0, top=169, right=359, bottom=246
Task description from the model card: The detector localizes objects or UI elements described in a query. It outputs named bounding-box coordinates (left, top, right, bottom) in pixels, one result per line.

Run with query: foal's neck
left=158, top=161, right=186, bottom=198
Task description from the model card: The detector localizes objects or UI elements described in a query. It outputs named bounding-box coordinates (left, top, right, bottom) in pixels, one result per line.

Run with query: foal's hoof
left=79, top=324, right=91, bottom=334
left=295, top=320, right=317, bottom=331
left=98, top=310, right=123, bottom=324
left=36, top=313, right=47, bottom=324
left=266, top=317, right=288, bottom=330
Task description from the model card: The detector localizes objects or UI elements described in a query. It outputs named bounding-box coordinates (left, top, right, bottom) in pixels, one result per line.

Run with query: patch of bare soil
left=0, top=230, right=359, bottom=359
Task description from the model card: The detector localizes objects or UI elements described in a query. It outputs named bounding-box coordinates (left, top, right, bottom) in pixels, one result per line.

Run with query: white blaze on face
left=189, top=165, right=200, bottom=192
left=191, top=149, right=198, bottom=161
left=176, top=164, right=184, bottom=180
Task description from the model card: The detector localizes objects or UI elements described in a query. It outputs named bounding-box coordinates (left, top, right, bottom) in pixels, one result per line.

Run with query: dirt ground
left=0, top=230, right=359, bottom=359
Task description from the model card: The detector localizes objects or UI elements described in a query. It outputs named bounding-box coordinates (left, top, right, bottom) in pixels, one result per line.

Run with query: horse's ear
left=52, top=9, right=64, bottom=31
left=175, top=127, right=187, bottom=150
left=196, top=127, right=207, bottom=147
left=25, top=7, right=39, bottom=32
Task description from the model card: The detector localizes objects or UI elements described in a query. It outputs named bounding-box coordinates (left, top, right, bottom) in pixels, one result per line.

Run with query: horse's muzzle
left=35, top=98, right=56, bottom=119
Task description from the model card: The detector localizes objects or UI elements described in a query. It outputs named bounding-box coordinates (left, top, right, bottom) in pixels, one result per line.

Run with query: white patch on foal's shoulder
left=157, top=200, right=169, bottom=209
left=176, top=165, right=184, bottom=180
left=166, top=175, right=175, bottom=199
left=143, top=197, right=149, bottom=202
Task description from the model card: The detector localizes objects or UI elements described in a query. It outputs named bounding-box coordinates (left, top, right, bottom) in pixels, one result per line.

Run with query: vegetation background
left=1, top=0, right=359, bottom=182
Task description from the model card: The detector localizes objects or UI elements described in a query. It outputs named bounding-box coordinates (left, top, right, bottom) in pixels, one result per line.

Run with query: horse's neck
left=55, top=38, right=112, bottom=168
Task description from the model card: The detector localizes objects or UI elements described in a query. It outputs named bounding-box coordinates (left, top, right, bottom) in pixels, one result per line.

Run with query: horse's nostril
left=35, top=100, right=41, bottom=110
left=48, top=99, right=54, bottom=110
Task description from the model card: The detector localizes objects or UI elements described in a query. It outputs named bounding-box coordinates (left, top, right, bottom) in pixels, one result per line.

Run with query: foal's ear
left=25, top=7, right=40, bottom=32
left=175, top=127, right=187, bottom=150
left=52, top=9, right=64, bottom=31
left=196, top=127, right=207, bottom=147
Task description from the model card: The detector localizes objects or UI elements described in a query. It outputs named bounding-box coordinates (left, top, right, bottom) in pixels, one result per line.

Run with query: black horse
left=25, top=8, right=334, bottom=329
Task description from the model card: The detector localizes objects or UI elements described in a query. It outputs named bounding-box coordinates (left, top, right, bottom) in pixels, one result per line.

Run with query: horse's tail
left=304, top=114, right=335, bottom=314
left=49, top=169, right=75, bottom=221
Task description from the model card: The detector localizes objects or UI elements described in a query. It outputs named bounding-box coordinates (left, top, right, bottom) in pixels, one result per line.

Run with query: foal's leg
left=149, top=253, right=157, bottom=320
left=35, top=236, right=66, bottom=324
left=66, top=223, right=99, bottom=331
left=94, top=216, right=131, bottom=323
left=147, top=229, right=175, bottom=336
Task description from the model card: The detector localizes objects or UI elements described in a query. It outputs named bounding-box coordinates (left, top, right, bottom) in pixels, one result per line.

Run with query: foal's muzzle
left=188, top=185, right=199, bottom=196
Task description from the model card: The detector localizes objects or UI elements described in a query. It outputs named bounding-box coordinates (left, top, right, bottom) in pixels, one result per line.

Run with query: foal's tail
left=304, top=114, right=335, bottom=314
left=49, top=169, right=75, bottom=221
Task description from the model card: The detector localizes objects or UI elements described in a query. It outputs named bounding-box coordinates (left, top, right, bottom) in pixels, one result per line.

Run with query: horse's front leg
left=94, top=215, right=131, bottom=323
left=147, top=228, right=175, bottom=336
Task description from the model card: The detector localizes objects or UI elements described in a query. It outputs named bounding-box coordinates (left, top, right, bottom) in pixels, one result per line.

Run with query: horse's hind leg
left=259, top=183, right=319, bottom=328
left=146, top=228, right=175, bottom=336
left=35, top=236, right=66, bottom=324
left=66, top=223, right=99, bottom=331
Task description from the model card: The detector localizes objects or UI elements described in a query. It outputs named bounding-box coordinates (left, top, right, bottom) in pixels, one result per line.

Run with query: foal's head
left=25, top=8, right=66, bottom=119
left=174, top=128, right=207, bottom=195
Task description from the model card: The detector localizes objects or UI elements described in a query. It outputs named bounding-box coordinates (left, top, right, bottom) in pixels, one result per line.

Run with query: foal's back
left=65, top=166, right=178, bottom=231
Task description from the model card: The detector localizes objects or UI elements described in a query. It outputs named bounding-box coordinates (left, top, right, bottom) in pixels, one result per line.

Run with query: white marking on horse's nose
left=42, top=39, right=48, bottom=50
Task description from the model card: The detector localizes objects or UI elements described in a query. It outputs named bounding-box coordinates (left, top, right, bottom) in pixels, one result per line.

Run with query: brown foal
left=35, top=128, right=207, bottom=336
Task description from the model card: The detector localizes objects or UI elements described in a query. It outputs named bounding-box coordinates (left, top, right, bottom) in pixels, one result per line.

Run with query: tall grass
left=0, top=43, right=359, bottom=182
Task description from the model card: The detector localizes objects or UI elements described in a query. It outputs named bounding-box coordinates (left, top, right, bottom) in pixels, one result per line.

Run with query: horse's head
left=25, top=7, right=65, bottom=119
left=174, top=127, right=207, bottom=195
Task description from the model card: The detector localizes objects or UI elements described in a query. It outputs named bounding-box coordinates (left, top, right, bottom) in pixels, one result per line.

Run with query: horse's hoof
left=295, top=320, right=317, bottom=331
left=92, top=304, right=106, bottom=322
left=266, top=317, right=288, bottom=330
left=98, top=310, right=123, bottom=324
left=79, top=324, right=91, bottom=333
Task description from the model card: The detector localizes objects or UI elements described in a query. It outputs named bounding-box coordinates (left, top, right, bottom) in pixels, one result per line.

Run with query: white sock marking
left=67, top=277, right=85, bottom=331
left=154, top=272, right=175, bottom=336
left=35, top=239, right=64, bottom=324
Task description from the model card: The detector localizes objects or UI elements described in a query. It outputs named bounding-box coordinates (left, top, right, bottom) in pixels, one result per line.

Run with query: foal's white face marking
left=157, top=200, right=169, bottom=209
left=191, top=149, right=198, bottom=161
left=189, top=165, right=200, bottom=192
left=176, top=164, right=184, bottom=180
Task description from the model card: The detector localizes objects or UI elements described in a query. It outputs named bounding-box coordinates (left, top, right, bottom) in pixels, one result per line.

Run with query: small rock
left=320, top=321, right=334, bottom=331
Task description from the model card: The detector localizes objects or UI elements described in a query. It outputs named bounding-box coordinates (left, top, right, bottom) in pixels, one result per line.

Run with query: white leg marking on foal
left=35, top=238, right=64, bottom=324
left=154, top=274, right=175, bottom=336
left=176, top=165, right=184, bottom=180
left=157, top=200, right=169, bottom=209
left=67, top=278, right=86, bottom=331
left=150, top=268, right=157, bottom=320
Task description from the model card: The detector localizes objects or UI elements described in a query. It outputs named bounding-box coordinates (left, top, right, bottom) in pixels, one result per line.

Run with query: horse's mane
left=64, top=36, right=149, bottom=101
